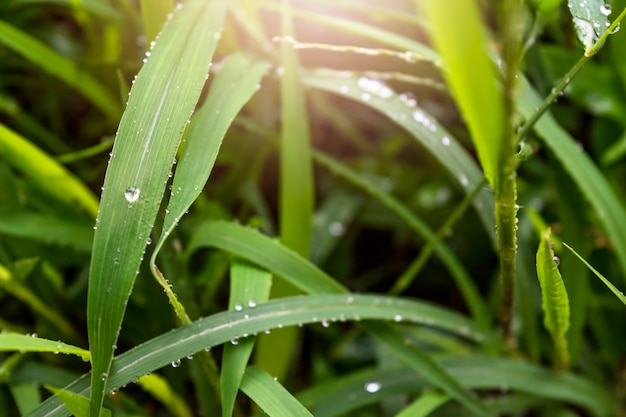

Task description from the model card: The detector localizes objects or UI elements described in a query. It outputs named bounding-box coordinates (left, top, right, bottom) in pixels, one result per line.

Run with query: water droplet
left=553, top=255, right=560, bottom=266
left=459, top=175, right=469, bottom=187
left=321, top=319, right=330, bottom=328
left=357, top=77, right=394, bottom=99
left=234, top=303, right=243, bottom=311
left=124, top=186, right=140, bottom=203
left=186, top=353, right=194, bottom=360
left=611, top=24, right=620, bottom=34
left=399, top=92, right=417, bottom=107
left=364, top=382, right=381, bottom=393
left=248, top=300, right=257, bottom=308
left=328, top=221, right=345, bottom=236
left=361, top=92, right=371, bottom=101
left=101, top=373, right=108, bottom=381
left=339, top=85, right=349, bottom=94
left=171, top=359, right=181, bottom=368
left=275, top=66, right=285, bottom=76
left=231, top=337, right=239, bottom=345
left=347, top=295, right=354, bottom=303
left=394, top=315, right=402, bottom=322
left=146, top=238, right=152, bottom=245
left=600, top=3, right=612, bottom=16
left=204, top=346, right=211, bottom=352
left=441, top=136, right=451, bottom=146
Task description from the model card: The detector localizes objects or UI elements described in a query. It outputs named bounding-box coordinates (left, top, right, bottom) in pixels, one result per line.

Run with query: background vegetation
left=0, top=0, right=625, bottom=416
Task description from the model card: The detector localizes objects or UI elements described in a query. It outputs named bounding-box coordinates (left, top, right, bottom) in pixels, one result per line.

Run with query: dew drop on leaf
left=124, top=186, right=140, bottom=203
left=364, top=382, right=381, bottom=393
left=171, top=359, right=181, bottom=368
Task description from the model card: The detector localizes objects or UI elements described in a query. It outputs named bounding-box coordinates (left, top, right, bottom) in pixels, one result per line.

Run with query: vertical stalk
left=495, top=0, right=525, bottom=342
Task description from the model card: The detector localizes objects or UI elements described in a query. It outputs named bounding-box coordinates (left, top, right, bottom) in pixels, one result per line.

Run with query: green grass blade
left=518, top=78, right=626, bottom=285
left=255, top=0, right=316, bottom=383
left=149, top=53, right=269, bottom=318
left=9, top=382, right=40, bottom=416
left=0, top=123, right=99, bottom=217
left=186, top=220, right=490, bottom=414
left=395, top=391, right=449, bottom=417
left=301, top=70, right=497, bottom=250
left=0, top=21, right=120, bottom=121
left=419, top=1, right=504, bottom=188
left=135, top=373, right=193, bottom=417
left=153, top=53, right=270, bottom=262
left=564, top=243, right=626, bottom=305
left=0, top=333, right=89, bottom=361
left=240, top=366, right=314, bottom=417
left=221, top=259, right=271, bottom=417
left=188, top=220, right=346, bottom=295
left=28, top=293, right=487, bottom=417
left=298, top=356, right=614, bottom=417
left=86, top=1, right=228, bottom=415
left=0, top=212, right=92, bottom=252
left=536, top=228, right=570, bottom=370
left=45, top=387, right=111, bottom=417
left=313, top=150, right=490, bottom=329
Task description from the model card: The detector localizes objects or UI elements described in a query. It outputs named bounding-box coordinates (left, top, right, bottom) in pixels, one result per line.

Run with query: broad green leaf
left=420, top=1, right=504, bottom=189
left=0, top=22, right=120, bottom=121
left=240, top=366, right=314, bottom=417
left=567, top=0, right=611, bottom=53
left=536, top=228, right=570, bottom=370
left=221, top=259, right=271, bottom=417
left=28, top=294, right=487, bottom=417
left=0, top=333, right=89, bottom=361
left=564, top=243, right=626, bottom=305
left=518, top=78, right=626, bottom=285
left=86, top=1, right=228, bottom=415
left=45, top=387, right=111, bottom=417
left=0, top=123, right=99, bottom=217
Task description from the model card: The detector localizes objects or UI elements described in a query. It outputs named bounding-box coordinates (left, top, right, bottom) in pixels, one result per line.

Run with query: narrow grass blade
left=149, top=53, right=269, bottom=319
left=419, top=1, right=504, bottom=188
left=0, top=265, right=80, bottom=340
left=136, top=373, right=193, bottom=417
left=255, top=0, right=316, bottom=383
left=298, top=356, right=614, bottom=417
left=518, top=79, right=626, bottom=285
left=567, top=0, right=610, bottom=53
left=221, top=259, right=271, bottom=417
left=240, top=366, right=314, bottom=417
left=301, top=70, right=497, bottom=250
left=313, top=150, right=490, bottom=329
left=28, top=293, right=487, bottom=417
left=536, top=228, right=570, bottom=370
left=0, top=333, right=89, bottom=361
left=0, top=21, right=120, bottom=121
left=395, top=390, right=448, bottom=417
left=9, top=382, right=40, bottom=416
left=15, top=0, right=123, bottom=21
left=86, top=1, right=227, bottom=415
left=564, top=243, right=626, bottom=305
left=45, top=387, right=111, bottom=417
left=0, top=123, right=99, bottom=217
left=186, top=220, right=490, bottom=414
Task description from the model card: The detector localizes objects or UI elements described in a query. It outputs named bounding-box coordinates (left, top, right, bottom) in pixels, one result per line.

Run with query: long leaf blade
left=420, top=1, right=504, bottom=188
left=87, top=1, right=227, bottom=414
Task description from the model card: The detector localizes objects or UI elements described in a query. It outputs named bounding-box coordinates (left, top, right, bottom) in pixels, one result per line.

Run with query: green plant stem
left=516, top=7, right=626, bottom=143
left=390, top=177, right=486, bottom=295
left=56, top=138, right=114, bottom=164
left=495, top=0, right=524, bottom=342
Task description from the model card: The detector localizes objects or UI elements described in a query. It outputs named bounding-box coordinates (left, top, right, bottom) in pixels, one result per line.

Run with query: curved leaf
left=86, top=0, right=228, bottom=414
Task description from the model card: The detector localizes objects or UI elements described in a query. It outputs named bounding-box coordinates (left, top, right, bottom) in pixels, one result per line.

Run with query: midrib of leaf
left=86, top=1, right=228, bottom=415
